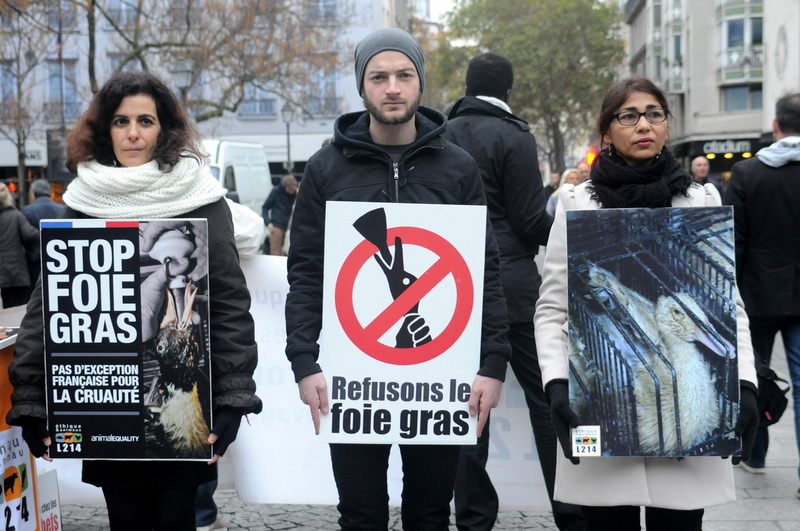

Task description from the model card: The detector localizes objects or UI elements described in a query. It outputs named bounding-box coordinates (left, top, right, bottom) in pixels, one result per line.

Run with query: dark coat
left=443, top=96, right=553, bottom=322
left=0, top=207, right=39, bottom=288
left=21, top=196, right=64, bottom=228
left=7, top=198, right=262, bottom=488
left=261, top=183, right=295, bottom=230
left=725, top=157, right=800, bottom=316
left=21, top=197, right=64, bottom=279
left=285, top=106, right=511, bottom=383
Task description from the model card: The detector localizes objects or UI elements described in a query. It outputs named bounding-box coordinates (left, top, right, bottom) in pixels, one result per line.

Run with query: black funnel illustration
left=353, top=208, right=392, bottom=264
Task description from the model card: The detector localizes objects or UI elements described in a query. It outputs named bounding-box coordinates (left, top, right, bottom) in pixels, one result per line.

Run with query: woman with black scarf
left=534, top=77, right=759, bottom=530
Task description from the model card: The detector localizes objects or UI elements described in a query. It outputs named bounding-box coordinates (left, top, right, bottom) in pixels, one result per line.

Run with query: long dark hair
left=597, top=77, right=670, bottom=149
left=67, top=71, right=204, bottom=173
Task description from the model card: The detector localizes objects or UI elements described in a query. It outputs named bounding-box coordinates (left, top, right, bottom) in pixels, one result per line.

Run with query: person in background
left=691, top=155, right=722, bottom=195
left=546, top=168, right=582, bottom=217
left=442, top=52, right=583, bottom=531
left=544, top=171, right=561, bottom=197
left=724, top=93, right=800, bottom=496
left=7, top=71, right=262, bottom=531
left=21, top=179, right=64, bottom=300
left=0, top=182, right=39, bottom=309
left=535, top=77, right=758, bottom=531
left=576, top=160, right=591, bottom=183
left=261, top=173, right=298, bottom=255
left=285, top=28, right=510, bottom=530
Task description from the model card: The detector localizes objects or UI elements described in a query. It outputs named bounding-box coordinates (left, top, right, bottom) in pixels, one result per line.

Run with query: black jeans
left=330, top=443, right=461, bottom=530
left=581, top=505, right=703, bottom=531
left=454, top=322, right=585, bottom=531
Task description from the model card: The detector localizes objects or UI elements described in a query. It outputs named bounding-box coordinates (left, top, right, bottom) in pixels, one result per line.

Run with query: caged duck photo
left=139, top=220, right=213, bottom=460
left=566, top=207, right=739, bottom=457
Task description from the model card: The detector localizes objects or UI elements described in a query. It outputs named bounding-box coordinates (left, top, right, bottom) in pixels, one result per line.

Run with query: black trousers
left=581, top=505, right=703, bottom=531
left=102, top=486, right=198, bottom=530
left=330, top=443, right=461, bottom=530
left=454, top=321, right=585, bottom=531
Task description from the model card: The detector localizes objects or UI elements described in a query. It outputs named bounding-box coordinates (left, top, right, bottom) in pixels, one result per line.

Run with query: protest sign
left=566, top=207, right=739, bottom=457
left=319, top=202, right=486, bottom=444
left=1, top=337, right=39, bottom=530
left=41, top=219, right=212, bottom=460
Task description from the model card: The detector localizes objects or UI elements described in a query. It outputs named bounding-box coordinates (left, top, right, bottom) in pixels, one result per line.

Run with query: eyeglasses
left=613, top=108, right=669, bottom=126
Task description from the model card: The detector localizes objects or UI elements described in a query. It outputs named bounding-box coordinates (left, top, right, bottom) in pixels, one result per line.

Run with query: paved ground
left=60, top=343, right=800, bottom=530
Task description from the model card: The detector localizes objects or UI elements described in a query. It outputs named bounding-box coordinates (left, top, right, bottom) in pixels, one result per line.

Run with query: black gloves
left=733, top=385, right=759, bottom=465
left=211, top=408, right=244, bottom=457
left=18, top=418, right=50, bottom=458
left=546, top=379, right=580, bottom=465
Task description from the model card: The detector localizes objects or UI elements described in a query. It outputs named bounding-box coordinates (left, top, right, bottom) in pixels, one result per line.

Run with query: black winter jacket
left=443, top=96, right=553, bottom=322
left=0, top=207, right=39, bottom=288
left=285, top=107, right=511, bottom=383
left=725, top=157, right=800, bottom=316
left=7, top=198, right=261, bottom=488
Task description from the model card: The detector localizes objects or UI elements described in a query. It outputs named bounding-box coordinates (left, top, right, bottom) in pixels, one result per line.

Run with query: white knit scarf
left=63, top=157, right=227, bottom=218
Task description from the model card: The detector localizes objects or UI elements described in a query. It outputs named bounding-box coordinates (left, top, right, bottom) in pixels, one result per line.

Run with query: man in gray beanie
left=354, top=27, right=426, bottom=95
left=285, top=27, right=511, bottom=531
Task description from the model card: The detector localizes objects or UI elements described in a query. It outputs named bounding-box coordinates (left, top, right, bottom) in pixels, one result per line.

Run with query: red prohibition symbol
left=335, top=226, right=474, bottom=365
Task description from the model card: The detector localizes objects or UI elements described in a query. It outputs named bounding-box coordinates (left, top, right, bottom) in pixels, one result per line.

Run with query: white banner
left=20, top=254, right=549, bottom=510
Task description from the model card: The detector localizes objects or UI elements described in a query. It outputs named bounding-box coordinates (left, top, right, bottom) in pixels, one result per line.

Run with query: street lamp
left=281, top=102, right=296, bottom=174
left=172, top=61, right=192, bottom=106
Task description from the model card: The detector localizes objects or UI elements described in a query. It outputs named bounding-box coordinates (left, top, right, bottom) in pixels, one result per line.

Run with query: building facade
left=624, top=0, right=800, bottom=186
left=0, top=0, right=414, bottom=203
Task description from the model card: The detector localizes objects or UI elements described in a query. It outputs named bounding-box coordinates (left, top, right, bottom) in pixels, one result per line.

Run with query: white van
left=202, top=140, right=272, bottom=215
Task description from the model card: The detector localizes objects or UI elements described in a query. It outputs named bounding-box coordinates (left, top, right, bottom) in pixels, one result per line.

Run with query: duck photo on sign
left=565, top=207, right=739, bottom=457
left=138, top=220, right=213, bottom=460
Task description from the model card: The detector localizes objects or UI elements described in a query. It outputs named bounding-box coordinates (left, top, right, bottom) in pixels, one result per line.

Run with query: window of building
left=107, top=0, right=138, bottom=26
left=726, top=19, right=744, bottom=48
left=722, top=85, right=762, bottom=111
left=308, top=0, right=337, bottom=25
left=47, top=3, right=76, bottom=29
left=1, top=10, right=12, bottom=30
left=723, top=16, right=762, bottom=50
left=169, top=1, right=203, bottom=27
left=239, top=84, right=276, bottom=117
left=752, top=17, right=762, bottom=45
left=0, top=61, right=14, bottom=104
left=186, top=74, right=204, bottom=116
left=307, top=66, right=338, bottom=116
left=108, top=54, right=144, bottom=75
left=47, top=60, right=80, bottom=121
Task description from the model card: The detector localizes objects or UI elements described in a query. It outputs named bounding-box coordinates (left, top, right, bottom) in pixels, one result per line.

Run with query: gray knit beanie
left=354, top=28, right=425, bottom=95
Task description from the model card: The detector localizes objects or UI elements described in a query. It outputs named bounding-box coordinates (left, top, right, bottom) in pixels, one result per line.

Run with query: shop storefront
left=0, top=138, right=48, bottom=206
left=673, top=135, right=772, bottom=190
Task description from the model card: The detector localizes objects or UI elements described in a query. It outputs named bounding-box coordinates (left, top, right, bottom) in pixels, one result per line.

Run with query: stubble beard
left=363, top=93, right=421, bottom=126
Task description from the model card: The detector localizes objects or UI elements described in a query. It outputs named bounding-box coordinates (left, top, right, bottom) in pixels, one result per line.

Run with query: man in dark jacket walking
left=443, top=53, right=585, bottom=531
left=21, top=180, right=64, bottom=299
left=285, top=29, right=511, bottom=530
left=724, top=93, right=800, bottom=494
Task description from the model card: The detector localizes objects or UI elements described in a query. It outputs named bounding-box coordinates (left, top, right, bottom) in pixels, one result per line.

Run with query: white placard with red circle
left=320, top=201, right=487, bottom=444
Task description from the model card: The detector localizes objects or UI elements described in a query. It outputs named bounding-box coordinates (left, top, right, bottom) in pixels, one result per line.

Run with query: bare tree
left=0, top=0, right=61, bottom=205
left=68, top=0, right=349, bottom=122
